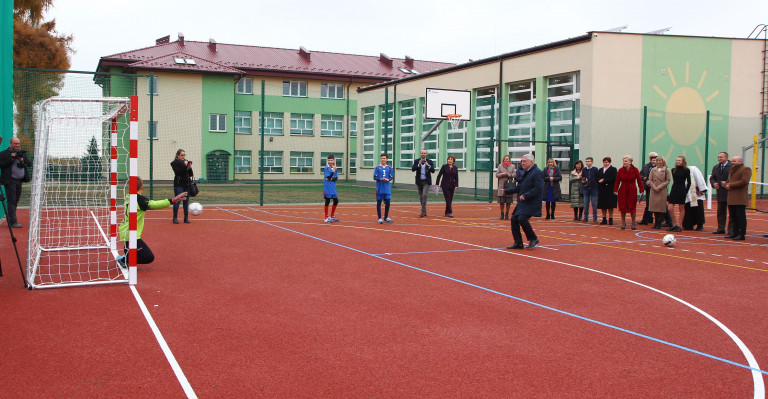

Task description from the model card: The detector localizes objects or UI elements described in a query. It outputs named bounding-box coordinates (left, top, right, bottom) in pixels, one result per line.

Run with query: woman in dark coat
left=543, top=158, right=562, bottom=219
left=170, top=148, right=194, bottom=224
left=569, top=160, right=584, bottom=220
left=667, top=155, right=691, bottom=232
left=435, top=155, right=459, bottom=217
left=613, top=155, right=644, bottom=230
left=596, top=156, right=618, bottom=225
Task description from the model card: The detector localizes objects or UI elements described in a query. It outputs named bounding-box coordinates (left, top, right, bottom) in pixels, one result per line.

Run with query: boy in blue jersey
left=374, top=153, right=394, bottom=224
left=323, top=154, right=339, bottom=223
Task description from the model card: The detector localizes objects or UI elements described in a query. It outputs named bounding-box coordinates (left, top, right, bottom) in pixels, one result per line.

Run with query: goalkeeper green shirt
left=118, top=194, right=172, bottom=241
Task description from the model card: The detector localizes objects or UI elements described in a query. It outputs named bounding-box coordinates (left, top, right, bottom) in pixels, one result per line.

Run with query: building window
left=209, top=114, right=226, bottom=132
left=147, top=121, right=158, bottom=140
left=399, top=100, right=415, bottom=168
left=236, top=78, right=253, bottom=94
left=148, top=76, right=158, bottom=95
left=283, top=81, right=307, bottom=97
left=290, top=113, right=314, bottom=136
left=261, top=112, right=284, bottom=135
left=289, top=151, right=313, bottom=173
left=320, top=152, right=344, bottom=175
left=320, top=115, right=344, bottom=137
left=234, top=150, right=251, bottom=173
left=474, top=87, right=498, bottom=168
left=362, top=107, right=375, bottom=168
left=235, top=111, right=252, bottom=134
left=321, top=83, right=344, bottom=99
left=260, top=151, right=283, bottom=173
left=508, top=80, right=536, bottom=163
left=350, top=115, right=357, bottom=137
left=349, top=153, right=357, bottom=174
left=547, top=73, right=581, bottom=167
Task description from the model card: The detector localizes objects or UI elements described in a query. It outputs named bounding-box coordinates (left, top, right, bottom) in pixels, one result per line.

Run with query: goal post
left=26, top=96, right=138, bottom=289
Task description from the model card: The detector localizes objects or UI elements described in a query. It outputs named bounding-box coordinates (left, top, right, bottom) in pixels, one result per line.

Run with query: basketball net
left=446, top=114, right=462, bottom=130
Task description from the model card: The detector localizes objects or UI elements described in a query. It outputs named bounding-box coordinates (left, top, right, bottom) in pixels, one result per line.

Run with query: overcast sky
left=50, top=0, right=766, bottom=72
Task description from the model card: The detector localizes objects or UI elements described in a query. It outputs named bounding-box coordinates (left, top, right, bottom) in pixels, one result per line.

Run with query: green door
left=206, top=150, right=230, bottom=183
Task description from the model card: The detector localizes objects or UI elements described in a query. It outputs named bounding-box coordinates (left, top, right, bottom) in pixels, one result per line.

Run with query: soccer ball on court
left=662, top=234, right=676, bottom=247
left=189, top=202, right=203, bottom=216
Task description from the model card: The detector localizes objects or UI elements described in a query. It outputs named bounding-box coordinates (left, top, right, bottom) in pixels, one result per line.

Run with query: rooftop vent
left=379, top=53, right=393, bottom=67
left=404, top=55, right=414, bottom=68
left=156, top=35, right=170, bottom=45
left=299, top=46, right=311, bottom=61
left=178, top=33, right=185, bottom=46
left=208, top=39, right=217, bottom=52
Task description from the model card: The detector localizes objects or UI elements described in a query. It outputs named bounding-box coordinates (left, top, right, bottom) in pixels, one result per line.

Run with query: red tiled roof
left=98, top=39, right=455, bottom=81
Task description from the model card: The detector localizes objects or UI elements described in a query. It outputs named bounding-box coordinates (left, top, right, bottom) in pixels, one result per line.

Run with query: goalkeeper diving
left=117, top=177, right=187, bottom=267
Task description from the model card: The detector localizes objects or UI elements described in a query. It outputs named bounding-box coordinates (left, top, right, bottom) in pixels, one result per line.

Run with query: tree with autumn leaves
left=13, top=0, right=72, bottom=150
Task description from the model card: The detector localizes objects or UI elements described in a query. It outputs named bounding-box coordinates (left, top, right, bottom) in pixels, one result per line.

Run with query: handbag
left=188, top=179, right=199, bottom=197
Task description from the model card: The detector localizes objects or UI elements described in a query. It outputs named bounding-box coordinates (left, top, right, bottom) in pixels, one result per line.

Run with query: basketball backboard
left=425, top=88, right=471, bottom=121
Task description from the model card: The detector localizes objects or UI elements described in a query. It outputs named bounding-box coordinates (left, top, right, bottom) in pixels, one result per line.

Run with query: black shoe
left=500, top=213, right=504, bottom=220
left=731, top=235, right=745, bottom=240
left=10, top=223, right=22, bottom=228
left=551, top=216, right=555, bottom=220
left=712, top=230, right=725, bottom=234
left=184, top=218, right=191, bottom=223
left=504, top=213, right=509, bottom=219
left=583, top=218, right=589, bottom=222
left=545, top=215, right=551, bottom=220
left=526, top=238, right=539, bottom=249
left=660, top=221, right=671, bottom=228
left=724, top=234, right=735, bottom=239
left=600, top=218, right=607, bottom=225
left=694, top=226, right=704, bottom=231
left=506, top=243, right=524, bottom=249
left=638, top=221, right=649, bottom=225
left=173, top=218, right=179, bottom=224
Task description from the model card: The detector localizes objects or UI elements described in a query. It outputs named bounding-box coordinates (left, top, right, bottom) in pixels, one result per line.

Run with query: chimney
left=379, top=53, right=393, bottom=67
left=178, top=33, right=185, bottom=46
left=208, top=39, right=217, bottom=52
left=156, top=35, right=170, bottom=45
left=404, top=55, right=414, bottom=68
left=299, top=46, right=311, bottom=61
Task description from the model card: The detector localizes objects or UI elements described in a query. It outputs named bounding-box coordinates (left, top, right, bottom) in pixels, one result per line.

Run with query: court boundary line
left=225, top=206, right=766, bottom=398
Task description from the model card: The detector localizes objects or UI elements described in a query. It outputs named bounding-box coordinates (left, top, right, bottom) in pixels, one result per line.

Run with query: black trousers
left=511, top=214, right=536, bottom=244
left=716, top=200, right=734, bottom=234
left=442, top=187, right=454, bottom=215
left=682, top=200, right=705, bottom=229
left=3, top=179, right=23, bottom=224
left=123, top=238, right=155, bottom=265
left=728, top=205, right=747, bottom=237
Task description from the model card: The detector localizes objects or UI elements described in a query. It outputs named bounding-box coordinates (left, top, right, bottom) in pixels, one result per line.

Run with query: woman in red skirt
left=613, top=155, right=644, bottom=230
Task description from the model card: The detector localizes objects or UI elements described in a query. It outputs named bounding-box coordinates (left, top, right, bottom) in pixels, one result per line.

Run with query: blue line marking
left=222, top=207, right=768, bottom=376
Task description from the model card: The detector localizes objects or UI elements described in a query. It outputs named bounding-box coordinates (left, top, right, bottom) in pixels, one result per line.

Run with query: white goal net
left=27, top=97, right=135, bottom=289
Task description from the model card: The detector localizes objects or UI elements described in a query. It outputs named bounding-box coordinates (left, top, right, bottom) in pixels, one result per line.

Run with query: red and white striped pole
left=110, top=117, right=118, bottom=252
left=128, top=95, right=138, bottom=285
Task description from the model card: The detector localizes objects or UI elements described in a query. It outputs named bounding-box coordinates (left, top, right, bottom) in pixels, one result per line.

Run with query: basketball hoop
left=446, top=114, right=462, bottom=130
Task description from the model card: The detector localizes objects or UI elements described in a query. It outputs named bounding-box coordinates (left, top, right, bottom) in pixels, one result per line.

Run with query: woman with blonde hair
left=667, top=155, right=691, bottom=232
left=613, top=155, right=643, bottom=230
left=648, top=155, right=672, bottom=229
left=496, top=154, right=516, bottom=219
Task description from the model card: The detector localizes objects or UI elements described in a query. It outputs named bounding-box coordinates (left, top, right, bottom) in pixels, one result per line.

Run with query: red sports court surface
left=1, top=202, right=767, bottom=398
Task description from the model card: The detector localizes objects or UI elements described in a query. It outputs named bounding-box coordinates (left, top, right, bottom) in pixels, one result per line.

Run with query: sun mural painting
left=642, top=38, right=731, bottom=168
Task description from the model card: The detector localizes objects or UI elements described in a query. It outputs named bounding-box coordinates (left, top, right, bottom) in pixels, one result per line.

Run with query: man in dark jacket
left=709, top=151, right=733, bottom=235
left=505, top=154, right=544, bottom=249
left=638, top=152, right=657, bottom=224
left=411, top=149, right=435, bottom=217
left=0, top=137, right=32, bottom=228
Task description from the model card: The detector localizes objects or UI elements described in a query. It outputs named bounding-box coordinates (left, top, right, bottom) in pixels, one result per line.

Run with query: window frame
left=235, top=111, right=252, bottom=134
left=290, top=113, right=314, bottom=136
left=236, top=78, right=253, bottom=95
left=283, top=80, right=308, bottom=97
left=289, top=151, right=314, bottom=174
left=321, top=83, right=344, bottom=99
left=234, top=150, right=252, bottom=174
left=209, top=114, right=227, bottom=132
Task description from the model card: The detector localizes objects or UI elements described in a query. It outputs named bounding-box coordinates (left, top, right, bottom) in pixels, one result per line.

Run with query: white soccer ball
left=189, top=202, right=203, bottom=216
left=662, top=234, right=676, bottom=247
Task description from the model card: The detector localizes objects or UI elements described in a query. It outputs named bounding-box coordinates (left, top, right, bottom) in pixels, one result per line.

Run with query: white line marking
left=130, top=286, right=197, bottom=398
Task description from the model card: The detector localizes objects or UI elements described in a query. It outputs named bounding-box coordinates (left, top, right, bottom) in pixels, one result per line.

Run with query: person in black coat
left=170, top=149, right=194, bottom=224
left=504, top=154, right=544, bottom=249
left=435, top=155, right=459, bottom=217
left=0, top=137, right=32, bottom=228
left=543, top=158, right=562, bottom=219
left=596, top=156, right=618, bottom=225
left=709, top=151, right=733, bottom=235
left=411, top=149, right=435, bottom=217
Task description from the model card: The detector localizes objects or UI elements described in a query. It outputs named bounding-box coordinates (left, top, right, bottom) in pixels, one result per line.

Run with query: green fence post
left=1, top=0, right=13, bottom=220
left=488, top=100, right=495, bottom=203
left=642, top=106, right=647, bottom=164
left=704, top=110, right=710, bottom=177
left=260, top=80, right=265, bottom=206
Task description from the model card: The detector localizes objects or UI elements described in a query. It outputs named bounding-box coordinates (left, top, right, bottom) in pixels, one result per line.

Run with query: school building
left=355, top=30, right=767, bottom=193
left=96, top=34, right=455, bottom=182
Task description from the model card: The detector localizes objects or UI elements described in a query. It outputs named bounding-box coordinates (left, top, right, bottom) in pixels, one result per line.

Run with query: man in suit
left=725, top=156, right=751, bottom=240
left=504, top=154, right=544, bottom=249
left=581, top=157, right=599, bottom=222
left=411, top=149, right=435, bottom=217
left=709, top=151, right=733, bottom=235
left=0, top=137, right=32, bottom=228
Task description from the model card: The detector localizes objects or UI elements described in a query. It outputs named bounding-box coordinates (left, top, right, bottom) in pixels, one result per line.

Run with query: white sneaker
left=377, top=218, right=383, bottom=224
left=385, top=217, right=393, bottom=223
left=324, top=217, right=333, bottom=223
left=331, top=216, right=339, bottom=222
